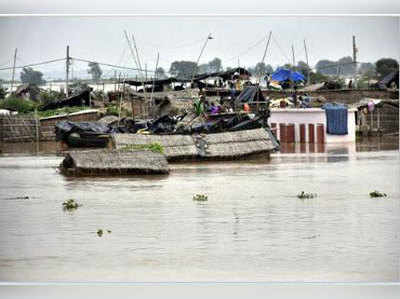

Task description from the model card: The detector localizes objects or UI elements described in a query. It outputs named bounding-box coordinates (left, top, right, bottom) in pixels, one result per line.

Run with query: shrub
left=0, top=95, right=37, bottom=113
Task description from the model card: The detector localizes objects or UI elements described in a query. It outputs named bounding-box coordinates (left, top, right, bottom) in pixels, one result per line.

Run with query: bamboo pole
left=35, top=108, right=39, bottom=155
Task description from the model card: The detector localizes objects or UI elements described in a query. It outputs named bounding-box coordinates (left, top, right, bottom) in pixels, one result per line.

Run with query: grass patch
left=120, top=143, right=164, bottom=154
left=297, top=191, right=317, bottom=199
left=0, top=96, right=37, bottom=113
left=62, top=199, right=82, bottom=211
left=369, top=190, right=387, bottom=198
left=193, top=194, right=208, bottom=201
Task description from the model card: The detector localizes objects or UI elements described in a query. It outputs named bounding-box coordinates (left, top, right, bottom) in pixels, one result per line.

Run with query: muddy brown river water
left=0, top=137, right=399, bottom=282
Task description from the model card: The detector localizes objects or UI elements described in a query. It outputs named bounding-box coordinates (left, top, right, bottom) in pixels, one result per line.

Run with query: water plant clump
left=297, top=191, right=317, bottom=199
left=193, top=194, right=208, bottom=201
left=369, top=191, right=387, bottom=198
left=62, top=199, right=81, bottom=210
left=97, top=229, right=112, bottom=237
left=120, top=143, right=164, bottom=154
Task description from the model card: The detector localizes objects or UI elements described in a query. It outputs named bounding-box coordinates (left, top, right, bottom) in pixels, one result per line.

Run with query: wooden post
left=286, top=123, right=295, bottom=143
left=303, top=40, right=310, bottom=85
left=66, top=45, right=70, bottom=97
left=299, top=123, right=306, bottom=143
left=308, top=123, right=315, bottom=143
left=317, top=123, right=325, bottom=144
left=10, top=48, right=17, bottom=93
left=35, top=108, right=40, bottom=155
left=370, top=110, right=374, bottom=134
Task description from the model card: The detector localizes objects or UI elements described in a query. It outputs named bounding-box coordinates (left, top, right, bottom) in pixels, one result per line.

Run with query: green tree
left=315, top=59, right=336, bottom=75
left=208, top=57, right=222, bottom=73
left=169, top=61, right=198, bottom=80
left=254, top=62, right=266, bottom=77
left=337, top=56, right=356, bottom=75
left=296, top=61, right=311, bottom=77
left=88, top=62, right=102, bottom=81
left=155, top=67, right=167, bottom=79
left=375, top=58, right=399, bottom=78
left=197, top=63, right=209, bottom=74
left=20, top=67, right=46, bottom=85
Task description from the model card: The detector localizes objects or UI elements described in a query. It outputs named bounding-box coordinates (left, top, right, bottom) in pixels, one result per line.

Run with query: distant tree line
left=11, top=56, right=399, bottom=86
left=166, top=56, right=399, bottom=81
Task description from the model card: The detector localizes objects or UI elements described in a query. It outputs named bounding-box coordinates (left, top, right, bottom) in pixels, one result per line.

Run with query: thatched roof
left=60, top=150, right=169, bottom=175
left=200, top=128, right=276, bottom=159
left=113, top=134, right=198, bottom=160
left=112, top=128, right=278, bottom=161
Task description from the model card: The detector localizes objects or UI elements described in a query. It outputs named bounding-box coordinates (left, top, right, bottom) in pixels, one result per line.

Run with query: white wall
left=269, top=108, right=356, bottom=144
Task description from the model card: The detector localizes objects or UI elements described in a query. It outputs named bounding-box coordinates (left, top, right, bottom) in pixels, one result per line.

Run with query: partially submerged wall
left=269, top=108, right=357, bottom=144
left=0, top=110, right=100, bottom=143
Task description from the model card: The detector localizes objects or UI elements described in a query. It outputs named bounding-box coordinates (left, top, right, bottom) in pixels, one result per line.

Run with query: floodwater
left=0, top=138, right=399, bottom=282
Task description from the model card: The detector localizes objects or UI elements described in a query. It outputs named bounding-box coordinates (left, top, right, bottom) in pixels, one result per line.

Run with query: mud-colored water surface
left=0, top=138, right=399, bottom=282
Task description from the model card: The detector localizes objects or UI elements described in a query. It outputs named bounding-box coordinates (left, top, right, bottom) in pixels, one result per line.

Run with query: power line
left=71, top=57, right=156, bottom=73
left=0, top=58, right=66, bottom=71
left=226, top=35, right=267, bottom=62
left=271, top=35, right=291, bottom=65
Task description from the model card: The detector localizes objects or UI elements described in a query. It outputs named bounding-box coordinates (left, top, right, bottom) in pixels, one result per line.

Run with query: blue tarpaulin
left=322, top=103, right=348, bottom=135
left=270, top=68, right=306, bottom=82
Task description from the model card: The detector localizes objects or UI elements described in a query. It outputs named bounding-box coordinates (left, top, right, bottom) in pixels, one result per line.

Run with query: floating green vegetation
left=369, top=190, right=387, bottom=198
left=97, top=229, right=112, bottom=237
left=297, top=191, right=317, bottom=199
left=120, top=143, right=164, bottom=154
left=193, top=194, right=208, bottom=201
left=62, top=199, right=82, bottom=211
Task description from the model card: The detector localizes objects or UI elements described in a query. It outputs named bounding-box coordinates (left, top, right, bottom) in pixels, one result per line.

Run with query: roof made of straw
left=64, top=150, right=169, bottom=174
left=112, top=128, right=276, bottom=161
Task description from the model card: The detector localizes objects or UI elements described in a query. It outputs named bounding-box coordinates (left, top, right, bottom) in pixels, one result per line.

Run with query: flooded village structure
left=0, top=40, right=398, bottom=166
left=0, top=16, right=399, bottom=284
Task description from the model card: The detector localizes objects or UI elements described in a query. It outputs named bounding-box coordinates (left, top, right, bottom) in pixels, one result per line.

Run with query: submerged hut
left=60, top=150, right=169, bottom=175
left=112, top=128, right=278, bottom=161
left=113, top=134, right=198, bottom=161
left=354, top=99, right=399, bottom=136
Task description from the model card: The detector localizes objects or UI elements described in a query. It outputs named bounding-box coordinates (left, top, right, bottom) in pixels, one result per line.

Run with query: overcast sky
left=0, top=16, right=399, bottom=79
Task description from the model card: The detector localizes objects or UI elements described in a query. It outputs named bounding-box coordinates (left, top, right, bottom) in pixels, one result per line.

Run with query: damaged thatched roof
left=112, top=128, right=278, bottom=161
left=60, top=150, right=169, bottom=175
left=113, top=134, right=198, bottom=160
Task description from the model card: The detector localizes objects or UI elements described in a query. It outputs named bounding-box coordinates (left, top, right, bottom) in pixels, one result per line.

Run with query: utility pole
left=291, top=45, right=296, bottom=69
left=261, top=31, right=272, bottom=65
left=258, top=31, right=272, bottom=84
left=191, top=33, right=213, bottom=86
left=10, top=48, right=17, bottom=92
left=66, top=45, right=70, bottom=97
left=131, top=33, right=148, bottom=98
left=303, top=39, right=310, bottom=85
left=150, top=52, right=159, bottom=105
left=352, top=35, right=357, bottom=64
